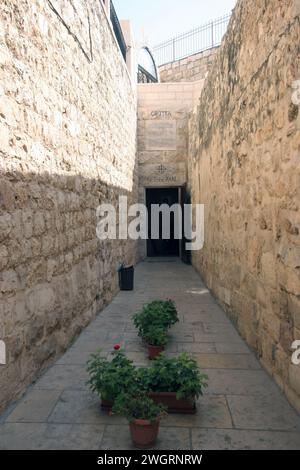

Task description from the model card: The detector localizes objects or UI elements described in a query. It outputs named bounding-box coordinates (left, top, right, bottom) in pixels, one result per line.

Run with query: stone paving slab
left=194, top=354, right=261, bottom=370
left=56, top=345, right=110, bottom=365
left=202, top=369, right=281, bottom=396
left=194, top=333, right=245, bottom=344
left=6, top=390, right=62, bottom=424
left=177, top=342, right=217, bottom=353
left=48, top=390, right=127, bottom=426
left=34, top=365, right=89, bottom=391
left=215, top=342, right=251, bottom=354
left=0, top=260, right=300, bottom=450
left=184, top=312, right=232, bottom=324
left=0, top=423, right=104, bottom=450
left=227, top=395, right=300, bottom=431
left=71, top=334, right=109, bottom=351
left=191, top=428, right=300, bottom=450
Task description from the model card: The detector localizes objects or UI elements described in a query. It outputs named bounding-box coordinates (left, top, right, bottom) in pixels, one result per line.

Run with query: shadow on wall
left=0, top=167, right=139, bottom=414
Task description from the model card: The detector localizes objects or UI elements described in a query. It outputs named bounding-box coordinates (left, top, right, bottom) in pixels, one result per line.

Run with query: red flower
left=114, top=344, right=121, bottom=351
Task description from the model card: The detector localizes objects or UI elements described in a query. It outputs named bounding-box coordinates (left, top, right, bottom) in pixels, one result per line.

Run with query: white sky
left=113, top=0, right=237, bottom=47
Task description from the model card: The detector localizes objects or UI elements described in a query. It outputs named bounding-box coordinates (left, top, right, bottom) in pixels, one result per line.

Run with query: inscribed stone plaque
left=145, top=120, right=177, bottom=151
left=139, top=162, right=187, bottom=187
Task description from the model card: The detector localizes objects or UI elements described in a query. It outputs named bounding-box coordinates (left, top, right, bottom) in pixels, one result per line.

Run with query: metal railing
left=137, top=47, right=158, bottom=83
left=153, top=14, right=231, bottom=67
left=138, top=65, right=158, bottom=83
left=110, top=1, right=127, bottom=61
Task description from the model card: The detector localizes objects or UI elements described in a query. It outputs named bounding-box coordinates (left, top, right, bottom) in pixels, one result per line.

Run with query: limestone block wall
left=159, top=47, right=219, bottom=83
left=188, top=0, right=300, bottom=411
left=0, top=0, right=138, bottom=412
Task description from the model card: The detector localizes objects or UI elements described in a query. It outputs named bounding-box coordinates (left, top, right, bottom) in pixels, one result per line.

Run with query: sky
left=113, top=0, right=237, bottom=47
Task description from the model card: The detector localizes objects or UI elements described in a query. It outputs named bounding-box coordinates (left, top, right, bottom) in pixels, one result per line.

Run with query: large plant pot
left=101, top=399, right=114, bottom=412
left=129, top=418, right=160, bottom=449
left=147, top=344, right=164, bottom=360
left=149, top=392, right=196, bottom=414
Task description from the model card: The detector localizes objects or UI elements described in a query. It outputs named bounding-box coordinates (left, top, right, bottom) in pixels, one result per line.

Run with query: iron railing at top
left=138, top=65, right=158, bottom=83
left=153, top=14, right=232, bottom=67
left=137, top=47, right=158, bottom=83
left=109, top=0, right=127, bottom=61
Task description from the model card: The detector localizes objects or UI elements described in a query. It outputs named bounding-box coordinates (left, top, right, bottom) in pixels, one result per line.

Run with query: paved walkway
left=1, top=260, right=300, bottom=450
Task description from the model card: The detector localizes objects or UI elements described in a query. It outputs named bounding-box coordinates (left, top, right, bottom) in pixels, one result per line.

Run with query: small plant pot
left=147, top=344, right=165, bottom=360
left=101, top=399, right=114, bottom=413
left=129, top=418, right=160, bottom=449
left=149, top=392, right=196, bottom=414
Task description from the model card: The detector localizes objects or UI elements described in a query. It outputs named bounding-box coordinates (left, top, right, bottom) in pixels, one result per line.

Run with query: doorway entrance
left=146, top=187, right=180, bottom=257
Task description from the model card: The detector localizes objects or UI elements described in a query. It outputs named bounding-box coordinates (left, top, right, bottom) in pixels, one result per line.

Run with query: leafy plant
left=138, top=353, right=208, bottom=400
left=113, top=393, right=167, bottom=423
left=87, top=348, right=137, bottom=401
left=133, top=300, right=178, bottom=338
left=143, top=325, right=168, bottom=347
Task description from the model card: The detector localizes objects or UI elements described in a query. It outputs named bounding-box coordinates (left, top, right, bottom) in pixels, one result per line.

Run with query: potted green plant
left=138, top=353, right=208, bottom=414
left=143, top=325, right=168, bottom=360
left=86, top=345, right=137, bottom=411
left=113, top=393, right=167, bottom=449
left=133, top=300, right=178, bottom=339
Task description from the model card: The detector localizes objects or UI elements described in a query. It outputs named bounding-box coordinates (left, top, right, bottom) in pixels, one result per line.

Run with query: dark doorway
left=146, top=188, right=180, bottom=257
left=180, top=185, right=192, bottom=265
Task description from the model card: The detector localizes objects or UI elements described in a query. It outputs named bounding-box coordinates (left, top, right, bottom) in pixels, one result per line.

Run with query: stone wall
left=159, top=47, right=219, bottom=83
left=188, top=0, right=300, bottom=411
left=0, top=0, right=138, bottom=412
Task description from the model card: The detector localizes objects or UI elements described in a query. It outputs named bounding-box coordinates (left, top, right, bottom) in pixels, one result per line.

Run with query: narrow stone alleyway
left=1, top=260, right=300, bottom=450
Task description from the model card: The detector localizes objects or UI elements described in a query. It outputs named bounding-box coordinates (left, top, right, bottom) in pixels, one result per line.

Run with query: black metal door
left=181, top=185, right=191, bottom=264
left=146, top=188, right=180, bottom=257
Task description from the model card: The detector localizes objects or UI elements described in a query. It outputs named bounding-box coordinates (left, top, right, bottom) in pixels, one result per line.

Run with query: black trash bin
left=118, top=265, right=134, bottom=291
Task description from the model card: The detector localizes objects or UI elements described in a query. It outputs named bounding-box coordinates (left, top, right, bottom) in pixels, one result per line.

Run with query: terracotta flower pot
left=149, top=392, right=196, bottom=414
left=129, top=418, right=160, bottom=449
left=147, top=344, right=164, bottom=360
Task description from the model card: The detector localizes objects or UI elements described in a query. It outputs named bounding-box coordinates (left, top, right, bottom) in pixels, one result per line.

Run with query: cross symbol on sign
left=158, top=165, right=167, bottom=174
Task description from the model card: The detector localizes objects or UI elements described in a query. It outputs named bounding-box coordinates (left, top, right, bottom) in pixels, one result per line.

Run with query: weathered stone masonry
left=0, top=0, right=138, bottom=412
left=159, top=47, right=219, bottom=83
left=188, top=0, right=300, bottom=412
left=1, top=0, right=300, bottom=419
